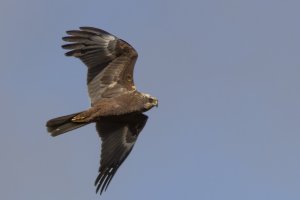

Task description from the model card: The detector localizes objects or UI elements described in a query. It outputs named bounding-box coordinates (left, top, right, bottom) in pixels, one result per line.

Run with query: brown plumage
left=46, top=27, right=158, bottom=195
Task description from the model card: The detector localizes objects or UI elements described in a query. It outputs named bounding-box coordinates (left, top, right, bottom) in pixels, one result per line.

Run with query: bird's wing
left=95, top=113, right=148, bottom=194
left=62, top=27, right=138, bottom=105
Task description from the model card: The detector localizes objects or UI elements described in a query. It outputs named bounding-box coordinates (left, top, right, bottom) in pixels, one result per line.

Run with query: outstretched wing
left=95, top=113, right=148, bottom=195
left=62, top=27, right=138, bottom=105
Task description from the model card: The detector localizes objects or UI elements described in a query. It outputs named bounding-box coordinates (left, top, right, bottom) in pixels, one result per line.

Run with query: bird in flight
left=46, top=27, right=158, bottom=195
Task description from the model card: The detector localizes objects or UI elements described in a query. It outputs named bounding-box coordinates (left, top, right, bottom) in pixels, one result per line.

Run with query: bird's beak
left=154, top=99, right=158, bottom=107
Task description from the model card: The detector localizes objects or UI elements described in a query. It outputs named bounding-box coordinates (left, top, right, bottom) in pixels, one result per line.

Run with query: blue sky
left=1, top=0, right=299, bottom=199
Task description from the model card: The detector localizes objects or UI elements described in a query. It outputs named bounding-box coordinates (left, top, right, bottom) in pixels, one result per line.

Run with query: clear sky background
left=0, top=0, right=299, bottom=199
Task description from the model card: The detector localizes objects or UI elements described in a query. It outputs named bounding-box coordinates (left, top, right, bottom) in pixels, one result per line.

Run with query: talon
left=71, top=115, right=86, bottom=122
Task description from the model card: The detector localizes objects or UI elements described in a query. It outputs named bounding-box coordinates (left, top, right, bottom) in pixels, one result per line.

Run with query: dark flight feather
left=94, top=113, right=148, bottom=194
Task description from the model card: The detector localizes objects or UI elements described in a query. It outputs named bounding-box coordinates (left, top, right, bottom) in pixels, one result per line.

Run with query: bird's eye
left=149, top=98, right=154, bottom=103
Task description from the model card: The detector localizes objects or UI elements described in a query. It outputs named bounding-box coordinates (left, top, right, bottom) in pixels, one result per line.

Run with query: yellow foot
left=71, top=115, right=86, bottom=122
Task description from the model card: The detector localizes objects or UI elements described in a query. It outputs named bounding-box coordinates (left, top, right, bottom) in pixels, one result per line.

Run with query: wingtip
left=62, top=36, right=69, bottom=42
left=65, top=30, right=74, bottom=35
left=64, top=51, right=74, bottom=57
left=49, top=132, right=59, bottom=137
left=61, top=44, right=70, bottom=49
left=66, top=29, right=81, bottom=34
left=79, top=26, right=92, bottom=30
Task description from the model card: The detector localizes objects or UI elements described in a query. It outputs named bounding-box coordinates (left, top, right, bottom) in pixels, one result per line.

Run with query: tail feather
left=46, top=112, right=89, bottom=137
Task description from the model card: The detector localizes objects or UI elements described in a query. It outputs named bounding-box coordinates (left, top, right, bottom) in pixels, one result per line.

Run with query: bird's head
left=142, top=93, right=158, bottom=111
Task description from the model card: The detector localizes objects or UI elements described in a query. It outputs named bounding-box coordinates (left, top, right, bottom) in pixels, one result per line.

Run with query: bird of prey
left=46, top=27, right=158, bottom=195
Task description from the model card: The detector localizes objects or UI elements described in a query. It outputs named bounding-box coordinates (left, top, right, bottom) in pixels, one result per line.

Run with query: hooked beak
left=154, top=99, right=158, bottom=107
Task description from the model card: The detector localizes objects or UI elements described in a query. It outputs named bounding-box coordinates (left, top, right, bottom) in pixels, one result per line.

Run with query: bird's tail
left=46, top=112, right=89, bottom=137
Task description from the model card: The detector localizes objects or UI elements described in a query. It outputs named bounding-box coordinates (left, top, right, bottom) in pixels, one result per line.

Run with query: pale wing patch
left=89, top=35, right=115, bottom=58
left=88, top=61, right=125, bottom=104
left=107, top=82, right=117, bottom=88
left=122, top=126, right=135, bottom=149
